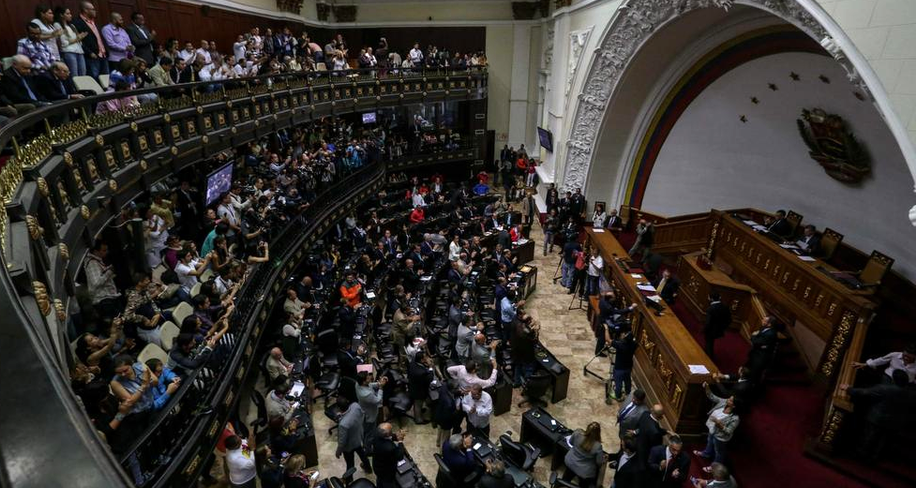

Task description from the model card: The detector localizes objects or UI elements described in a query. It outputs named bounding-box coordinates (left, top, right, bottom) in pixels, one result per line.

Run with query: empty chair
left=72, top=75, right=104, bottom=95
left=857, top=250, right=894, bottom=291
left=250, top=390, right=269, bottom=430
left=498, top=431, right=541, bottom=471
left=819, top=227, right=844, bottom=260
left=190, top=282, right=202, bottom=298
left=199, top=269, right=214, bottom=282
left=172, top=301, right=194, bottom=325
left=314, top=371, right=340, bottom=406
left=98, top=74, right=110, bottom=89
left=786, top=210, right=803, bottom=236
left=315, top=328, right=340, bottom=369
left=159, top=321, right=180, bottom=351
left=137, top=343, right=169, bottom=365
left=316, top=62, right=327, bottom=71
left=518, top=372, right=552, bottom=408
left=347, top=479, right=376, bottom=488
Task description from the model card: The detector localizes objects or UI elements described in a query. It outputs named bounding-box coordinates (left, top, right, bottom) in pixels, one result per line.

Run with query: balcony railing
left=0, top=66, right=486, bottom=488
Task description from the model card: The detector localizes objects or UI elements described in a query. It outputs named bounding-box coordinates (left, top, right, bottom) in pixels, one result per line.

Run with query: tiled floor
left=302, top=216, right=624, bottom=486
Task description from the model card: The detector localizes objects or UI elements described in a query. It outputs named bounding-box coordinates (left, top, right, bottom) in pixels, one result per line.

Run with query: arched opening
left=584, top=5, right=916, bottom=279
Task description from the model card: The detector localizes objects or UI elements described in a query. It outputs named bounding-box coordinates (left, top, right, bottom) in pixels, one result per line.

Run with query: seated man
left=266, top=378, right=296, bottom=421
left=652, top=268, right=680, bottom=304
left=266, top=347, right=294, bottom=382
left=0, top=55, right=48, bottom=116
left=36, top=62, right=85, bottom=101
left=797, top=224, right=821, bottom=256
left=283, top=287, right=311, bottom=320
left=441, top=433, right=478, bottom=483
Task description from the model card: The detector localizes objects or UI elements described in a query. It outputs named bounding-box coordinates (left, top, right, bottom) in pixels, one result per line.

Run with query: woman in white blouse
left=54, top=6, right=86, bottom=76
left=32, top=5, right=62, bottom=63
left=592, top=203, right=608, bottom=229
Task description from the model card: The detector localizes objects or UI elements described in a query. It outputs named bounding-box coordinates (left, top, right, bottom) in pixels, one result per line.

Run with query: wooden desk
left=534, top=341, right=570, bottom=403
left=709, top=211, right=875, bottom=381
left=586, top=228, right=717, bottom=437
left=512, top=239, right=535, bottom=264
left=676, top=252, right=762, bottom=337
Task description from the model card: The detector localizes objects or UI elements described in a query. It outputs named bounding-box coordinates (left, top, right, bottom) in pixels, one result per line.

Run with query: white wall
left=642, top=52, right=916, bottom=278
left=350, top=2, right=514, bottom=22
left=816, top=0, right=916, bottom=152
left=486, top=25, right=515, bottom=144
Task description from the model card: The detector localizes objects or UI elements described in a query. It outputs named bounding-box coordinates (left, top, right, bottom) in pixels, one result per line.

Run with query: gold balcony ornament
left=80, top=205, right=90, bottom=220
left=139, top=160, right=148, bottom=171
left=196, top=106, right=203, bottom=114
left=231, top=127, right=238, bottom=134
left=63, top=152, right=74, bottom=167
left=33, top=281, right=51, bottom=316
left=254, top=120, right=260, bottom=127
left=58, top=243, right=70, bottom=261
left=53, top=298, right=66, bottom=322
left=73, top=171, right=85, bottom=192
left=226, top=100, right=233, bottom=108
left=36, top=177, right=50, bottom=197
left=95, top=134, right=104, bottom=146
left=163, top=113, right=171, bottom=123
left=108, top=180, right=118, bottom=191
left=130, top=122, right=138, bottom=132
left=170, top=146, right=179, bottom=155
left=25, top=215, right=43, bottom=240
left=56, top=181, right=71, bottom=208
left=87, top=160, right=100, bottom=181
left=201, top=135, right=209, bottom=144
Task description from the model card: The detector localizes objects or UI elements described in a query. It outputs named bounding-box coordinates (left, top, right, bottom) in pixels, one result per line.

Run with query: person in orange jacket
left=339, top=270, right=362, bottom=307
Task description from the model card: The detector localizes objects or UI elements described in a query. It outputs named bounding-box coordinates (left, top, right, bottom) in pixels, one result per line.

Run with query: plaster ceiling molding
left=544, top=24, right=555, bottom=72
left=561, top=0, right=842, bottom=193
left=566, top=27, right=593, bottom=97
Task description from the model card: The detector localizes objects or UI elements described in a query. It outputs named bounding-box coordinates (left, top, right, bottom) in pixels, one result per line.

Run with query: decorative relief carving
left=566, top=28, right=593, bottom=97
left=562, top=0, right=832, bottom=191
left=820, top=311, right=855, bottom=377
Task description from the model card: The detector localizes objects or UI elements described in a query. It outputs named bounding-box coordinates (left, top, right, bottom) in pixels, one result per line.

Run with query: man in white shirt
left=177, top=41, right=196, bottom=64
left=224, top=435, right=257, bottom=488
left=853, top=345, right=916, bottom=384
left=461, top=385, right=493, bottom=437
left=283, top=288, right=311, bottom=319
left=694, top=383, right=739, bottom=469
left=195, top=39, right=211, bottom=65
left=84, top=241, right=121, bottom=321
left=409, top=43, right=423, bottom=67
left=174, top=248, right=211, bottom=301
left=233, top=35, right=246, bottom=61
left=217, top=193, right=240, bottom=238
left=447, top=360, right=497, bottom=392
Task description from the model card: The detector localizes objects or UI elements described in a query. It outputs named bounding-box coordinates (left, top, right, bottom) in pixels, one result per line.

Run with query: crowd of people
left=1, top=1, right=487, bottom=128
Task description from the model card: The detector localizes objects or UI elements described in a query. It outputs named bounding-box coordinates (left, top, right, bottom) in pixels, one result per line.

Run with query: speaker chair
left=518, top=371, right=552, bottom=408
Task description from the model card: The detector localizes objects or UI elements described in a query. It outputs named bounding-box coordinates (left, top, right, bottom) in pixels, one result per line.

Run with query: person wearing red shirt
left=509, top=224, right=522, bottom=243
left=409, top=206, right=425, bottom=223
left=339, top=270, right=362, bottom=307
left=526, top=159, right=537, bottom=187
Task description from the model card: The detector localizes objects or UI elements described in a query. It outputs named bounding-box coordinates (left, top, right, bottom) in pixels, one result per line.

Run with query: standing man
left=84, top=240, right=121, bottom=323
left=561, top=237, right=581, bottom=289
left=745, top=316, right=780, bottom=383
left=126, top=12, right=155, bottom=65
left=694, top=383, right=740, bottom=469
left=335, top=397, right=372, bottom=476
left=355, top=371, right=386, bottom=450
left=647, top=435, right=690, bottom=488
left=704, top=292, right=731, bottom=360
left=100, top=12, right=133, bottom=72
left=616, top=389, right=648, bottom=441
left=628, top=219, right=653, bottom=258
left=372, top=423, right=406, bottom=488
left=585, top=247, right=604, bottom=297
left=17, top=22, right=54, bottom=71
left=461, top=385, right=493, bottom=437
left=72, top=2, right=108, bottom=80
left=611, top=328, right=637, bottom=401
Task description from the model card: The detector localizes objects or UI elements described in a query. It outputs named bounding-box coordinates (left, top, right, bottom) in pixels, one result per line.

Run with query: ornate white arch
left=562, top=0, right=916, bottom=225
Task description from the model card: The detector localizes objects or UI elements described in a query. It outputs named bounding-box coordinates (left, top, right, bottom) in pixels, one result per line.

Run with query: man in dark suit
left=612, top=439, right=643, bottom=488
left=799, top=224, right=821, bottom=256
left=653, top=269, right=680, bottom=304
left=745, top=316, right=780, bottom=383
left=767, top=209, right=791, bottom=238
left=0, top=56, right=48, bottom=112
left=400, top=259, right=422, bottom=294
left=712, top=366, right=755, bottom=406
left=635, top=404, right=666, bottom=470
left=569, top=188, right=586, bottom=222
left=125, top=12, right=156, bottom=64
left=704, top=292, right=731, bottom=360
left=842, top=369, right=916, bottom=459
left=72, top=2, right=109, bottom=80
left=372, top=423, right=405, bottom=488
left=36, top=62, right=84, bottom=102
left=647, top=435, right=690, bottom=488
left=605, top=208, right=622, bottom=231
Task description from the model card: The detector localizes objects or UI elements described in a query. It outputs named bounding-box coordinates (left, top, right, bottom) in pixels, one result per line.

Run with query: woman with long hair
left=562, top=421, right=606, bottom=488
left=54, top=6, right=86, bottom=76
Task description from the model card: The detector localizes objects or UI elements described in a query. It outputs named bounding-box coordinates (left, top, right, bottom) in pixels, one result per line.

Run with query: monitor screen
left=537, top=127, right=553, bottom=152
left=362, top=112, right=377, bottom=124
left=205, top=162, right=233, bottom=206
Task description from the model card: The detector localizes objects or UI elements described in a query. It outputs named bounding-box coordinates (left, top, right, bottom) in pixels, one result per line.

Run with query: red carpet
left=669, top=299, right=910, bottom=488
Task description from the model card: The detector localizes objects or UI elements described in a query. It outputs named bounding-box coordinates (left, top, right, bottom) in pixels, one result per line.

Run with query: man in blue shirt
left=144, top=358, right=181, bottom=410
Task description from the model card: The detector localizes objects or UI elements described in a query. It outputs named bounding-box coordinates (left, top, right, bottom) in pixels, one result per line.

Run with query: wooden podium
left=586, top=228, right=717, bottom=438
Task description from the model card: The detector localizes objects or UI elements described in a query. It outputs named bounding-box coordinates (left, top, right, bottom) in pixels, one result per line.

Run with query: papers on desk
left=742, top=219, right=757, bottom=226
left=779, top=243, right=799, bottom=250
left=420, top=275, right=433, bottom=281
left=751, top=224, right=767, bottom=231
left=798, top=255, right=817, bottom=262
left=647, top=295, right=662, bottom=303
left=636, top=284, right=657, bottom=292
left=516, top=238, right=529, bottom=245
left=630, top=274, right=643, bottom=279
left=593, top=228, right=605, bottom=233
left=397, top=460, right=407, bottom=467
left=688, top=364, right=710, bottom=375
left=290, top=381, right=306, bottom=398
left=365, top=291, right=377, bottom=300
left=473, top=443, right=483, bottom=450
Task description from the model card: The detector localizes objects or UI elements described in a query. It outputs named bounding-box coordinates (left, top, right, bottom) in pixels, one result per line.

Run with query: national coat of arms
left=797, top=108, right=870, bottom=184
